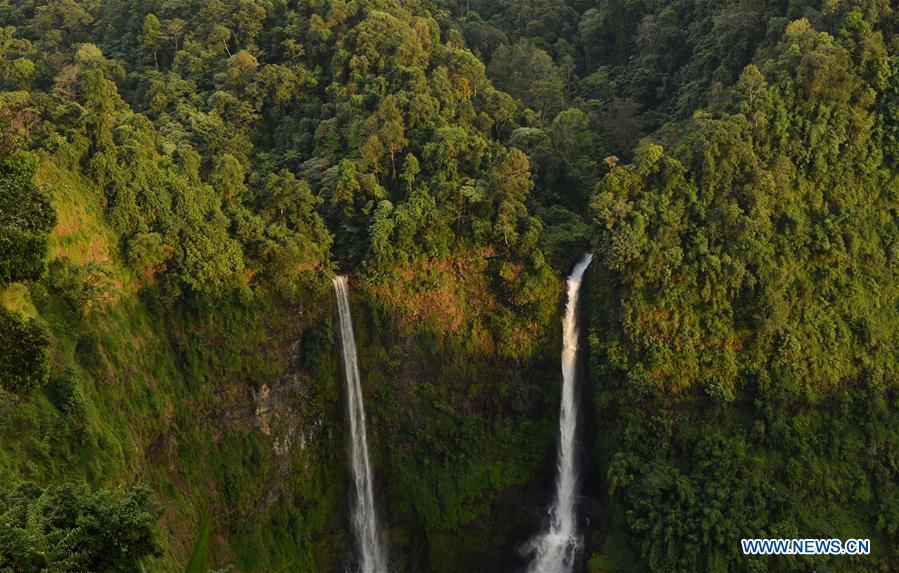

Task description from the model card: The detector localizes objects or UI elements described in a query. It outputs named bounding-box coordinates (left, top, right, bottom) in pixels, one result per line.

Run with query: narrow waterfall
left=525, top=253, right=593, bottom=573
left=333, top=276, right=388, bottom=573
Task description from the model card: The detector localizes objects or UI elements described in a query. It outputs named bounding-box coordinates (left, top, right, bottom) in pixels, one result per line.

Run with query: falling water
left=333, top=276, right=388, bottom=573
left=525, top=253, right=593, bottom=573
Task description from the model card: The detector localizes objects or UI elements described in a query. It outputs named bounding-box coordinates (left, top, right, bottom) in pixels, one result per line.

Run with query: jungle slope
left=580, top=10, right=899, bottom=573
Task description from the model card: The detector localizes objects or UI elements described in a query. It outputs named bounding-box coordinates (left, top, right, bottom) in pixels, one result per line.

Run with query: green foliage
left=48, top=258, right=114, bottom=316
left=140, top=14, right=162, bottom=69
left=537, top=205, right=592, bottom=270
left=0, top=151, right=55, bottom=285
left=45, top=367, right=88, bottom=431
left=0, top=482, right=162, bottom=572
left=173, top=222, right=244, bottom=298
left=0, top=0, right=896, bottom=571
left=0, top=307, right=50, bottom=396
left=488, top=39, right=565, bottom=117
left=126, top=232, right=167, bottom=271
left=587, top=8, right=898, bottom=571
left=254, top=169, right=332, bottom=295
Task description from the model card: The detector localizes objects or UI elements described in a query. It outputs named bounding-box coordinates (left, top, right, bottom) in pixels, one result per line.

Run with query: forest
left=0, top=0, right=896, bottom=571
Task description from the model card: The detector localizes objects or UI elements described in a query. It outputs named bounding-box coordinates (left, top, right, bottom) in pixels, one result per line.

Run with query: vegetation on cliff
left=0, top=0, right=896, bottom=571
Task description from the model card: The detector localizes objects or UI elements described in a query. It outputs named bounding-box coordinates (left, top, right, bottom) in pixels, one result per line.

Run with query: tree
left=0, top=26, right=35, bottom=90
left=255, top=169, right=332, bottom=294
left=80, top=69, right=124, bottom=184
left=490, top=147, right=532, bottom=205
left=140, top=13, right=162, bottom=69
left=551, top=107, right=592, bottom=158
left=496, top=0, right=578, bottom=47
left=126, top=232, right=167, bottom=271
left=49, top=259, right=115, bottom=316
left=0, top=151, right=55, bottom=285
left=210, top=153, right=247, bottom=202
left=174, top=222, right=244, bottom=298
left=488, top=40, right=564, bottom=117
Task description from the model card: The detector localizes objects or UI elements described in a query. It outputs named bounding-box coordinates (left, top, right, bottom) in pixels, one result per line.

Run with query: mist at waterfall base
left=334, top=276, right=389, bottom=573
left=521, top=254, right=593, bottom=573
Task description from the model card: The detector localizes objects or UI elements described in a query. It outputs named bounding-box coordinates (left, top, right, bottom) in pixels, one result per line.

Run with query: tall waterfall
left=525, top=253, right=593, bottom=573
left=333, top=276, right=388, bottom=573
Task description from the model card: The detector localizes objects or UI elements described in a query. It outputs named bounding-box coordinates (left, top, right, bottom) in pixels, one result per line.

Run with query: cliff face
left=352, top=274, right=564, bottom=572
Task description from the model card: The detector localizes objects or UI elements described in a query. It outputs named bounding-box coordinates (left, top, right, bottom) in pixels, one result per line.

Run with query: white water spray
left=525, top=253, right=593, bottom=573
left=333, top=276, right=388, bottom=573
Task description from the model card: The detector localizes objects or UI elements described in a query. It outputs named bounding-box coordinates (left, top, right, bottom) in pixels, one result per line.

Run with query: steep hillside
left=580, top=10, right=899, bottom=573
left=1, top=155, right=347, bottom=570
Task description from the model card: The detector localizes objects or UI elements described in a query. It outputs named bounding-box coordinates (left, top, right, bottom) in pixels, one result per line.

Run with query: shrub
left=0, top=307, right=51, bottom=396
left=125, top=232, right=167, bottom=271
left=48, top=258, right=114, bottom=316
left=75, top=332, right=104, bottom=371
left=46, top=367, right=88, bottom=430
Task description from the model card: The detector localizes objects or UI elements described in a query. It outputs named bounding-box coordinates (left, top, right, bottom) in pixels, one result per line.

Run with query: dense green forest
left=0, top=0, right=896, bottom=571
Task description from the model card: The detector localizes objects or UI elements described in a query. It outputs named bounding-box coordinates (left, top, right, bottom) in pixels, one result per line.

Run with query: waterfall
left=525, top=253, right=593, bottom=573
left=333, top=276, right=388, bottom=573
